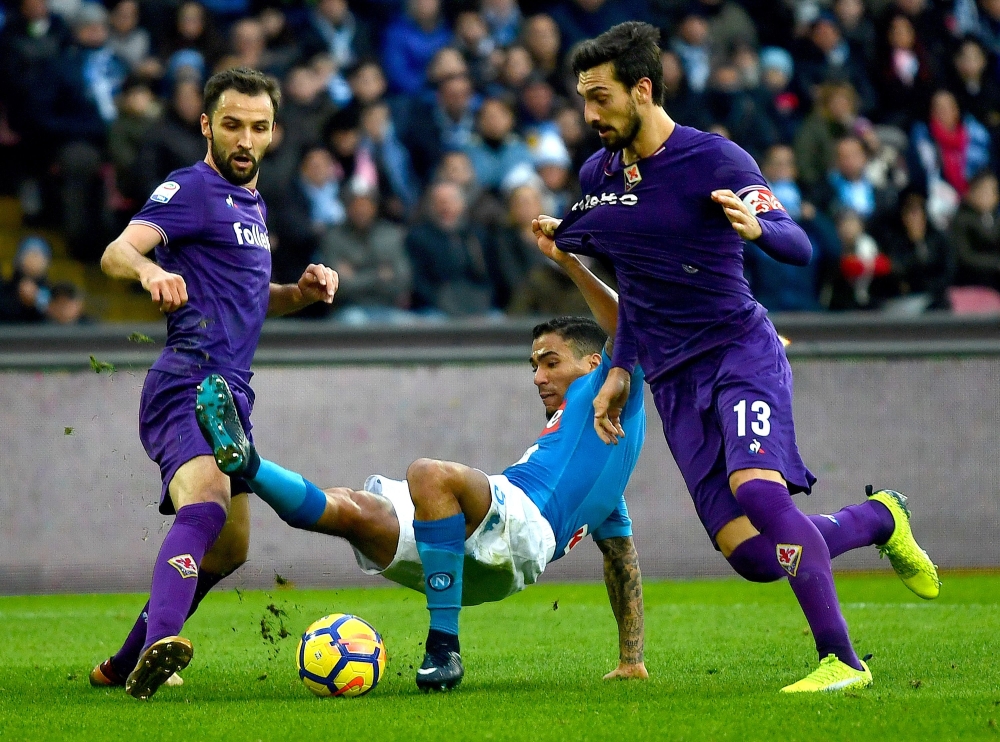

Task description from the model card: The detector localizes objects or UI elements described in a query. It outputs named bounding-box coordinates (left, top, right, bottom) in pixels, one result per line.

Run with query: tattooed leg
left=596, top=536, right=647, bottom=679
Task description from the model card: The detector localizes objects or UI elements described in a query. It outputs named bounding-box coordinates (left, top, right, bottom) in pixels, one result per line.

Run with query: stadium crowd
left=1, top=0, right=999, bottom=322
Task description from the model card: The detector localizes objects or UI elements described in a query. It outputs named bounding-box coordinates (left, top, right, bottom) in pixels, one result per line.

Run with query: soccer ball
left=295, top=613, right=386, bottom=697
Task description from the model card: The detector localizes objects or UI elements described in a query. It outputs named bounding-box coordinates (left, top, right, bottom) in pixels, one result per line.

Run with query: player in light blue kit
left=195, top=241, right=648, bottom=692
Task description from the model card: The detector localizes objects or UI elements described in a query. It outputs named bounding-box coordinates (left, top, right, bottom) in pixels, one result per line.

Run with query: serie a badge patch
left=624, top=162, right=641, bottom=191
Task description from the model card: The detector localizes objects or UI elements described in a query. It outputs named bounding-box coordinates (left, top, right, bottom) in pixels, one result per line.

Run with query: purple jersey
left=554, top=125, right=810, bottom=382
left=130, top=160, right=272, bottom=382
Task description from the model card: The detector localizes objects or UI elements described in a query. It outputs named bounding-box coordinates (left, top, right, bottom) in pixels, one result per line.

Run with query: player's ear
left=635, top=78, right=653, bottom=105
left=588, top=353, right=601, bottom=371
left=201, top=113, right=212, bottom=139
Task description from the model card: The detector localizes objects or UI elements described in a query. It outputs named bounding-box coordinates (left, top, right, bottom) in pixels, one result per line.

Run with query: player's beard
left=598, top=98, right=642, bottom=152
left=210, top=133, right=261, bottom=186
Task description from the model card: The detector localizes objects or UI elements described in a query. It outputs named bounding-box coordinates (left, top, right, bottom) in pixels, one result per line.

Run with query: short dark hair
left=532, top=316, right=607, bottom=358
left=571, top=22, right=664, bottom=105
left=203, top=67, right=280, bottom=119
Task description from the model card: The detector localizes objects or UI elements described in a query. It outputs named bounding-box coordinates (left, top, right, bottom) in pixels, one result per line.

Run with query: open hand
left=593, top=367, right=631, bottom=445
left=711, top=189, right=762, bottom=240
left=297, top=263, right=338, bottom=304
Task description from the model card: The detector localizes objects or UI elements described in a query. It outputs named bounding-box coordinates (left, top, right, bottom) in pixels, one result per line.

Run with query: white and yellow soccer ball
left=296, top=613, right=387, bottom=697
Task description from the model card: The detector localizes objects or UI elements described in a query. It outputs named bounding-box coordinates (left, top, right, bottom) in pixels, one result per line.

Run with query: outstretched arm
left=532, top=215, right=619, bottom=339
left=596, top=536, right=647, bottom=680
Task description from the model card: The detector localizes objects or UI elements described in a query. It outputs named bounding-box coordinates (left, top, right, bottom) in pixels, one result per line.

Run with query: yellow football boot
left=867, top=486, right=941, bottom=599
left=781, top=654, right=872, bottom=693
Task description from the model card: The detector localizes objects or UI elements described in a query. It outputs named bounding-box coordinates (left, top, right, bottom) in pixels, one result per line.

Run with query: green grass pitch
left=1, top=574, right=996, bottom=741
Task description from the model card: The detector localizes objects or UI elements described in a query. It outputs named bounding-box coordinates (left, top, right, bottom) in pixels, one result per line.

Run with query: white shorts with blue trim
left=352, top=473, right=557, bottom=606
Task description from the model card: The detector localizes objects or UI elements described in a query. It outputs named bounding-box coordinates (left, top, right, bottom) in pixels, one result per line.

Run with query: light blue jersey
left=504, top=351, right=646, bottom=561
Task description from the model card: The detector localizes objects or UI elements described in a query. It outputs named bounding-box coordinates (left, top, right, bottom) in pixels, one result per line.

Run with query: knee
left=406, top=458, right=456, bottom=505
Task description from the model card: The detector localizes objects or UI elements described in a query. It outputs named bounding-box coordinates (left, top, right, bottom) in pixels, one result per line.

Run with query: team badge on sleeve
left=736, top=186, right=785, bottom=214
left=150, top=181, right=181, bottom=203
left=167, top=554, right=199, bottom=578
left=624, top=163, right=642, bottom=191
left=776, top=544, right=802, bottom=577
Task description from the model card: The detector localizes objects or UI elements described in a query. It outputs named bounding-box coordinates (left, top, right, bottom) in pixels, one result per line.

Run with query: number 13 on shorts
left=733, top=399, right=771, bottom=437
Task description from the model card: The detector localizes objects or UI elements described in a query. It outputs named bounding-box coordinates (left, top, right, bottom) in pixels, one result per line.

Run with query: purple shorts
left=138, top=369, right=254, bottom=514
left=651, top=319, right=816, bottom=547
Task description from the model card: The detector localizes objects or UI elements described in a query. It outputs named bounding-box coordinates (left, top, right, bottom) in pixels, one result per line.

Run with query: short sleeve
left=129, top=173, right=206, bottom=245
left=592, top=494, right=632, bottom=542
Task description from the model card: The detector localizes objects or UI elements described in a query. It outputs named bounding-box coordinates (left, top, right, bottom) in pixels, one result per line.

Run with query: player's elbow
left=99, top=244, right=115, bottom=276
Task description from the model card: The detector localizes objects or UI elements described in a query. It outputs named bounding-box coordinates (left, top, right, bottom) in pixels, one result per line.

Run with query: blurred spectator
left=108, top=76, right=160, bottom=205
left=256, top=118, right=302, bottom=206
left=0, top=0, right=71, bottom=199
left=876, top=189, right=954, bottom=310
left=744, top=144, right=836, bottom=311
left=41, top=3, right=126, bottom=261
left=0, top=235, right=51, bottom=322
left=298, top=0, right=373, bottom=70
left=495, top=44, right=535, bottom=92
left=135, top=78, right=205, bottom=198
left=47, top=281, right=87, bottom=323
left=759, top=46, right=801, bottom=143
left=548, top=0, right=639, bottom=49
left=228, top=17, right=291, bottom=77
left=661, top=48, right=711, bottom=130
left=555, top=105, right=598, bottom=174
left=402, top=73, right=477, bottom=181
left=532, top=130, right=576, bottom=215
left=465, top=96, right=534, bottom=190
left=671, top=11, right=712, bottom=94
left=425, top=46, right=470, bottom=92
left=820, top=135, right=899, bottom=226
left=834, top=0, right=877, bottom=68
left=453, top=11, right=498, bottom=89
left=324, top=104, right=379, bottom=194
left=318, top=186, right=412, bottom=321
left=794, top=82, right=874, bottom=192
left=311, top=52, right=352, bottom=107
left=258, top=8, right=300, bottom=75
left=405, top=180, right=493, bottom=315
left=694, top=0, right=757, bottom=56
left=793, top=13, right=876, bottom=115
left=159, top=1, right=223, bottom=71
left=874, top=13, right=934, bottom=129
left=483, top=0, right=522, bottom=48
left=518, top=75, right=561, bottom=141
left=107, top=0, right=151, bottom=73
left=879, top=0, right=953, bottom=63
left=300, top=145, right=346, bottom=232
left=509, top=253, right=615, bottom=316
left=381, top=0, right=451, bottom=95
left=832, top=209, right=893, bottom=308
left=522, top=14, right=562, bottom=89
left=951, top=170, right=1000, bottom=288
left=360, top=101, right=420, bottom=218
left=281, top=65, right=337, bottom=146
left=910, top=89, right=991, bottom=228
left=704, top=62, right=778, bottom=161
left=488, top=183, right=548, bottom=307
left=950, top=37, right=1000, bottom=153
left=346, top=58, right=389, bottom=107
left=956, top=0, right=1000, bottom=66
left=435, top=149, right=505, bottom=228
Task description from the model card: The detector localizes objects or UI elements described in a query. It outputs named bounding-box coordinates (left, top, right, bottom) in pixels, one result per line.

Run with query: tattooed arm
left=596, top=535, right=648, bottom=679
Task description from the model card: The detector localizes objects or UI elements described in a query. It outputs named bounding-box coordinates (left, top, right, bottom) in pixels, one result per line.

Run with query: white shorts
left=353, top=473, right=556, bottom=606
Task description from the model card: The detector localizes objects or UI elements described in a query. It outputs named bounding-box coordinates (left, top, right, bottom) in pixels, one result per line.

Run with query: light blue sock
left=413, top=514, right=465, bottom=636
left=246, top=458, right=327, bottom=528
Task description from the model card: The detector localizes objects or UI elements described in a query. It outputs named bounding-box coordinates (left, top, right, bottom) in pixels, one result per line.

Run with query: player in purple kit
left=533, top=23, right=941, bottom=692
left=89, top=68, right=338, bottom=700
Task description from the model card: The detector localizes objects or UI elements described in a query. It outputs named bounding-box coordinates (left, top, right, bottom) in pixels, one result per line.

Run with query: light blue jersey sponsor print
left=504, top=351, right=645, bottom=560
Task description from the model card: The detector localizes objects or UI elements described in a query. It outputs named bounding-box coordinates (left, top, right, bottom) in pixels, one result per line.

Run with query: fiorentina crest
left=168, top=553, right=199, bottom=579
left=776, top=544, right=802, bottom=577
left=624, top=162, right=641, bottom=191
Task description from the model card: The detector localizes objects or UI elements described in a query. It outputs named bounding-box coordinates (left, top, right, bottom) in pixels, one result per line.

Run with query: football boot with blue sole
left=196, top=374, right=251, bottom=475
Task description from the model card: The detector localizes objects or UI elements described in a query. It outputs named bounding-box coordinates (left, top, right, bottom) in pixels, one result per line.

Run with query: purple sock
left=727, top=535, right=785, bottom=582
left=110, top=570, right=227, bottom=677
left=143, top=502, right=227, bottom=652
left=735, top=480, right=862, bottom=670
left=809, top=501, right=895, bottom=558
